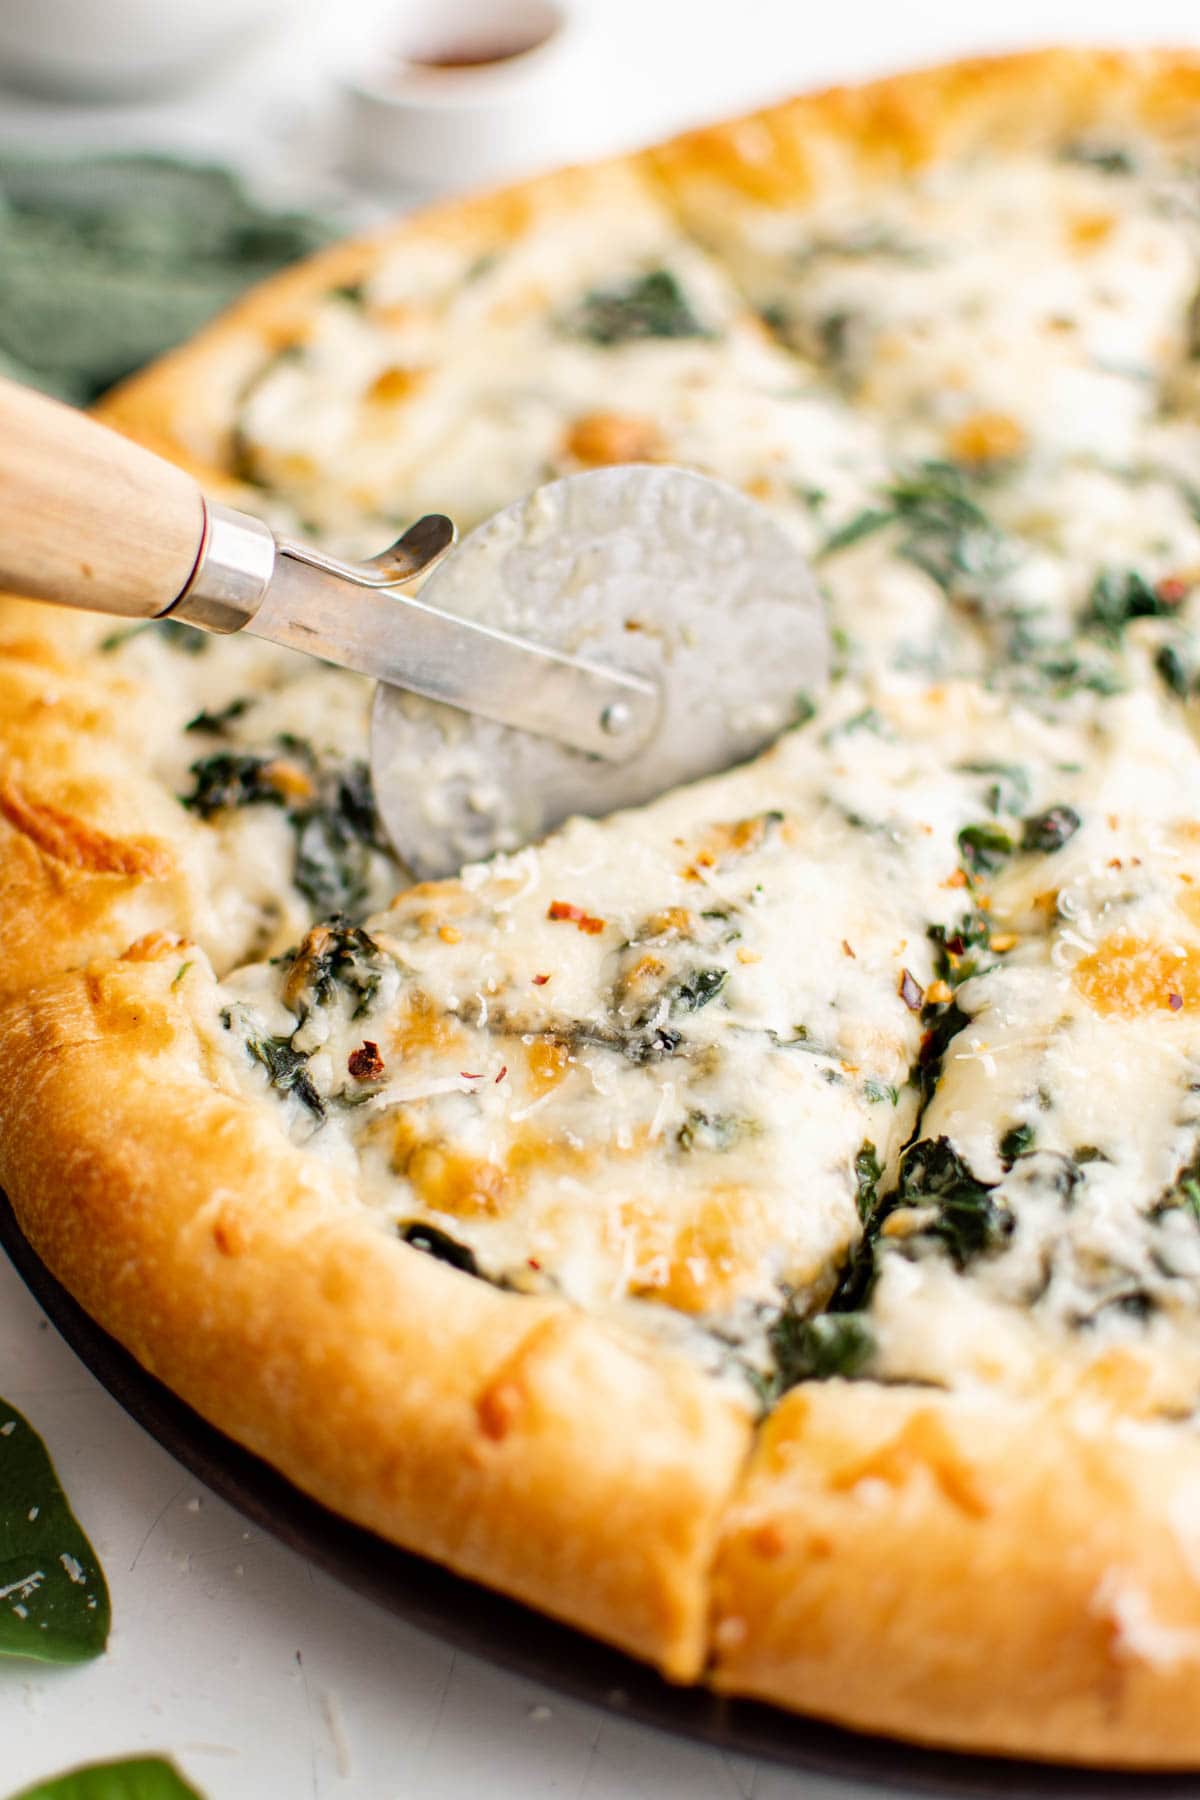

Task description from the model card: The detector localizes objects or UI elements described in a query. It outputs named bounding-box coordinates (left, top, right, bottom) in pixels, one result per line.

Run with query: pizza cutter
left=0, top=376, right=828, bottom=876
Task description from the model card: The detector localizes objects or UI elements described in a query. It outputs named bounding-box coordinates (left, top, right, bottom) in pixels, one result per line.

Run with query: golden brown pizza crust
left=0, top=944, right=750, bottom=1676
left=4, top=45, right=1200, bottom=1764
left=650, top=47, right=1200, bottom=217
left=0, top=598, right=212, bottom=1000
left=95, top=159, right=664, bottom=478
left=94, top=49, right=1200, bottom=487
left=710, top=1381, right=1200, bottom=1765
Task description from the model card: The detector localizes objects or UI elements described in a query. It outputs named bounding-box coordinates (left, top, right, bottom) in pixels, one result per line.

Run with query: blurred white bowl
left=341, top=0, right=576, bottom=193
left=0, top=0, right=306, bottom=99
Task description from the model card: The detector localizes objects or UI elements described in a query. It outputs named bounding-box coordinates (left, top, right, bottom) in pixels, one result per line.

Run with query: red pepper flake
left=898, top=968, right=925, bottom=1012
left=945, top=934, right=966, bottom=957
left=527, top=1256, right=542, bottom=1270
left=1156, top=575, right=1191, bottom=606
left=547, top=899, right=606, bottom=935
left=1169, top=992, right=1184, bottom=1012
left=460, top=1070, right=483, bottom=1080
left=495, top=1065, right=508, bottom=1083
left=842, top=939, right=856, bottom=959
left=348, top=1041, right=384, bottom=1081
left=532, top=973, right=550, bottom=986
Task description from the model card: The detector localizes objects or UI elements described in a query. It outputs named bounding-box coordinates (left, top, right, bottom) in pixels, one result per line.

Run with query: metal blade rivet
left=600, top=701, right=633, bottom=736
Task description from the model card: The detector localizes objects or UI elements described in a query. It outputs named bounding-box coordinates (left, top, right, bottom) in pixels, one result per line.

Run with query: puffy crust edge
left=93, top=157, right=665, bottom=477
left=649, top=45, right=1200, bottom=216
left=0, top=947, right=751, bottom=1678
left=711, top=1381, right=1200, bottom=1765
left=94, top=48, right=1200, bottom=484
left=0, top=600, right=218, bottom=1003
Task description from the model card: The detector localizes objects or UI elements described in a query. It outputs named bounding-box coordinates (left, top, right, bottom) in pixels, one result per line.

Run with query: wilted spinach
left=181, top=737, right=390, bottom=915
left=565, top=268, right=710, bottom=346
left=1021, top=805, right=1081, bottom=854
left=821, top=461, right=1012, bottom=603
left=1082, top=568, right=1180, bottom=643
left=896, top=1136, right=1014, bottom=1269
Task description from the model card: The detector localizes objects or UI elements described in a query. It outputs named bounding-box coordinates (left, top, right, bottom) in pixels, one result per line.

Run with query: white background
left=4, top=3, right=1200, bottom=1795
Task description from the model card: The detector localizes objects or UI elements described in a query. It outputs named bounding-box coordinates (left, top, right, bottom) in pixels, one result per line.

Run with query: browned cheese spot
left=828, top=1409, right=992, bottom=1518
left=562, top=411, right=667, bottom=467
left=1073, top=931, right=1200, bottom=1016
left=0, top=774, right=172, bottom=878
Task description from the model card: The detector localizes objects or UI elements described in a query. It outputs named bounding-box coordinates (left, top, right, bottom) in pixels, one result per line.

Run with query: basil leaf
left=9, top=1757, right=203, bottom=1800
left=0, top=153, right=330, bottom=406
left=0, top=1400, right=110, bottom=1663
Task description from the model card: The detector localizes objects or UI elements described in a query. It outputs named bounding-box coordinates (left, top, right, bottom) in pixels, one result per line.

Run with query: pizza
left=6, top=47, right=1200, bottom=1765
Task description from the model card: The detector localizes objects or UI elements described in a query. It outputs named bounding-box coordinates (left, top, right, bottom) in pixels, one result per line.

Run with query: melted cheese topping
left=129, top=133, right=1200, bottom=1410
left=213, top=689, right=1003, bottom=1384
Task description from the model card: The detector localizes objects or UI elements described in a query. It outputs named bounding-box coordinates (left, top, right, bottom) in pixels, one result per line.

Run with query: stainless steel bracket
left=166, top=504, right=458, bottom=633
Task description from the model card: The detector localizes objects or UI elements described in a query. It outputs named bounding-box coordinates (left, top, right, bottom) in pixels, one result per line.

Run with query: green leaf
left=565, top=268, right=711, bottom=347
left=676, top=1109, right=743, bottom=1152
left=853, top=1141, right=884, bottom=1221
left=820, top=462, right=1014, bottom=599
left=1156, top=639, right=1194, bottom=698
left=1082, top=567, right=1177, bottom=643
left=276, top=918, right=388, bottom=1022
left=927, top=910, right=992, bottom=986
left=898, top=1136, right=1014, bottom=1269
left=767, top=1309, right=875, bottom=1392
left=818, top=507, right=892, bottom=558
left=1059, top=140, right=1136, bottom=176
left=0, top=153, right=329, bottom=406
left=0, top=1400, right=110, bottom=1663
left=179, top=750, right=290, bottom=817
left=1153, top=1147, right=1200, bottom=1226
left=956, top=760, right=1031, bottom=817
left=218, top=1009, right=326, bottom=1123
left=957, top=821, right=1014, bottom=876
left=10, top=1756, right=203, bottom=1800
left=182, top=739, right=389, bottom=919
left=99, top=619, right=207, bottom=656
left=999, top=1122, right=1035, bottom=1165
left=1020, top=805, right=1081, bottom=854
left=672, top=967, right=728, bottom=1012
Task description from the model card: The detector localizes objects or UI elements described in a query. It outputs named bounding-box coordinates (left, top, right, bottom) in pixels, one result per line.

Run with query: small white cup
left=341, top=0, right=575, bottom=194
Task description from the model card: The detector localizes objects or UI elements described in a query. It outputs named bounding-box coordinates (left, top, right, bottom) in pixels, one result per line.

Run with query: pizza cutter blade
left=180, top=465, right=828, bottom=879
left=365, top=467, right=827, bottom=877
left=0, top=382, right=827, bottom=880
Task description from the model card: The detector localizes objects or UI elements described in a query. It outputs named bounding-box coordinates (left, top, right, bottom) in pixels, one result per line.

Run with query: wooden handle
left=0, top=375, right=206, bottom=619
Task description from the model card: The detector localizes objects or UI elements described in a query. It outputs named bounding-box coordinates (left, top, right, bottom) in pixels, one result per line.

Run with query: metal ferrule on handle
left=166, top=504, right=277, bottom=633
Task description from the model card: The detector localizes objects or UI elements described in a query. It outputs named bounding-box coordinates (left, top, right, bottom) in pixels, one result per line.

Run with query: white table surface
left=4, top=2, right=1200, bottom=1794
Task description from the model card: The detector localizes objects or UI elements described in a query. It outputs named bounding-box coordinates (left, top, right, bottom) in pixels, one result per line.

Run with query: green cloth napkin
left=0, top=153, right=332, bottom=404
